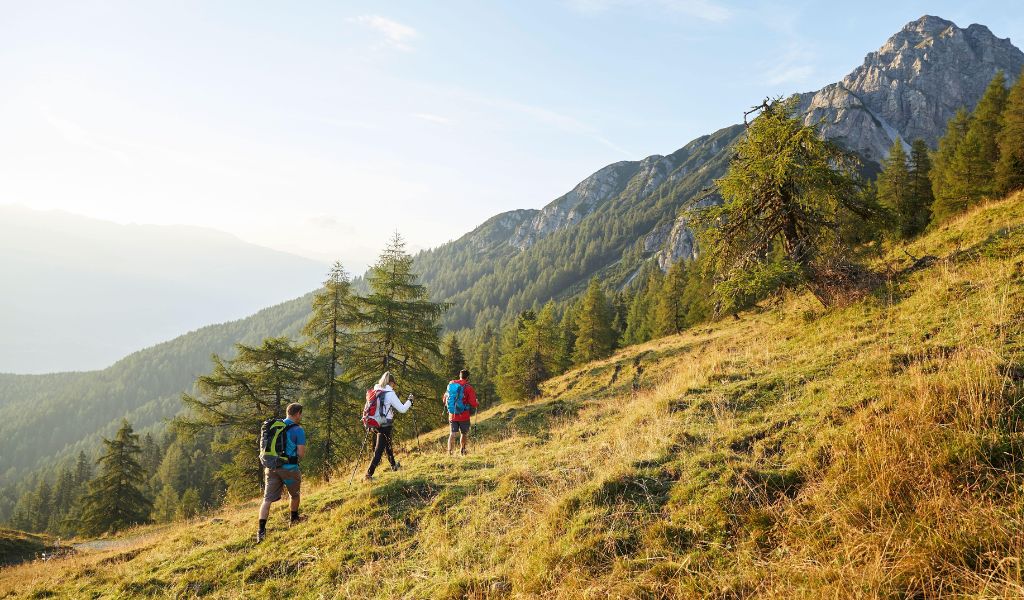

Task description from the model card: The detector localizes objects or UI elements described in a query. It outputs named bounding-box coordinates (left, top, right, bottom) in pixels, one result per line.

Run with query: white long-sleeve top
left=373, top=384, right=411, bottom=423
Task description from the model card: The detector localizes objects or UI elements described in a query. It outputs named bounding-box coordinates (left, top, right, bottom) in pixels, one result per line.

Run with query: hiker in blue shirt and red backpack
left=445, top=369, right=478, bottom=456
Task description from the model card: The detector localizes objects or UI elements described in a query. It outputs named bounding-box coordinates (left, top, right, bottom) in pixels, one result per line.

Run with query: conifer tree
left=176, top=338, right=307, bottom=498
left=573, top=279, right=615, bottom=364
left=906, top=139, right=935, bottom=235
left=78, top=420, right=152, bottom=535
left=303, top=262, right=360, bottom=479
left=654, top=261, right=689, bottom=336
left=496, top=311, right=549, bottom=401
left=697, top=97, right=878, bottom=308
left=177, top=488, right=202, bottom=520
left=996, top=69, right=1024, bottom=194
left=623, top=267, right=662, bottom=345
left=440, top=334, right=466, bottom=380
left=351, top=232, right=445, bottom=402
left=557, top=304, right=578, bottom=372
left=534, top=302, right=564, bottom=376
left=877, top=138, right=912, bottom=237
left=31, top=480, right=52, bottom=532
left=931, top=108, right=972, bottom=222
left=935, top=73, right=1009, bottom=218
left=152, top=484, right=179, bottom=523
left=74, top=451, right=92, bottom=486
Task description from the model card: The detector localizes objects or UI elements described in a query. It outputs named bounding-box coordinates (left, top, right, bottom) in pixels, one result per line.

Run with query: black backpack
left=259, top=418, right=297, bottom=469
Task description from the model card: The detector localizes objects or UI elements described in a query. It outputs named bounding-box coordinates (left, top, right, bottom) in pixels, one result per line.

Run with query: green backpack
left=259, top=418, right=297, bottom=469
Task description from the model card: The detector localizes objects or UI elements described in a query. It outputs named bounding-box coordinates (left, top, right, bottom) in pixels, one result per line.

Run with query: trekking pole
left=409, top=393, right=420, bottom=452
left=349, top=430, right=371, bottom=484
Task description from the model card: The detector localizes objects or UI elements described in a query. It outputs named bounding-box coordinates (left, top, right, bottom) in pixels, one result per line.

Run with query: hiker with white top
left=362, top=371, right=412, bottom=481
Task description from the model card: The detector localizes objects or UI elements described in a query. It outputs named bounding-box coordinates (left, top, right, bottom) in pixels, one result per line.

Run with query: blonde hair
left=378, top=371, right=395, bottom=388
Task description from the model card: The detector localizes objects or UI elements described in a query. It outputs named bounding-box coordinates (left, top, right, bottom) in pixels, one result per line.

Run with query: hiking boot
left=391, top=462, right=401, bottom=472
left=289, top=515, right=308, bottom=527
left=256, top=529, right=266, bottom=544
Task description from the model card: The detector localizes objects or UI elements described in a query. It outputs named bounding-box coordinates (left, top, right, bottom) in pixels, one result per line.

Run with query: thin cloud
left=567, top=0, right=732, bottom=23
left=349, top=15, right=418, bottom=51
left=412, top=113, right=453, bottom=125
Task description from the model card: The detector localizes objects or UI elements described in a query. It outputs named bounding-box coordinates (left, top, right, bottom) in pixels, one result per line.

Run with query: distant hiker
left=445, top=369, right=478, bottom=456
left=257, top=402, right=306, bottom=543
left=363, top=371, right=413, bottom=481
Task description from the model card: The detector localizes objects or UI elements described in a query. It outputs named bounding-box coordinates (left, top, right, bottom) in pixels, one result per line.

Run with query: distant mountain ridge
left=1, top=15, right=1021, bottom=511
left=0, top=206, right=328, bottom=373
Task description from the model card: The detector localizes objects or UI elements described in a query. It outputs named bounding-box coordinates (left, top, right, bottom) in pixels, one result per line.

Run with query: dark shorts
left=450, top=420, right=471, bottom=435
left=264, top=468, right=301, bottom=502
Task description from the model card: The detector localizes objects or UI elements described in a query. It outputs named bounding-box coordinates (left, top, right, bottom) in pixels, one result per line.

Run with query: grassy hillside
left=3, top=193, right=1024, bottom=598
left=0, top=529, right=57, bottom=567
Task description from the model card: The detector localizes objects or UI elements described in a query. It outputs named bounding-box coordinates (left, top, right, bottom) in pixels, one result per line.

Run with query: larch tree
left=303, top=262, right=360, bottom=480
left=996, top=69, right=1024, bottom=194
left=572, top=278, right=615, bottom=364
left=696, top=97, right=879, bottom=308
left=877, top=138, right=912, bottom=237
left=175, top=337, right=307, bottom=499
left=931, top=108, right=972, bottom=222
left=906, top=139, right=935, bottom=235
left=654, top=260, right=689, bottom=336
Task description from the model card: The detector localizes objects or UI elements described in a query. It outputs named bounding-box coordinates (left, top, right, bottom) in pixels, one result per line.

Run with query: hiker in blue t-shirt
left=257, top=402, right=306, bottom=543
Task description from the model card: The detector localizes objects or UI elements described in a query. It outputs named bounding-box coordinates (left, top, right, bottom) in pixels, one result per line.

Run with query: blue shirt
left=282, top=418, right=306, bottom=471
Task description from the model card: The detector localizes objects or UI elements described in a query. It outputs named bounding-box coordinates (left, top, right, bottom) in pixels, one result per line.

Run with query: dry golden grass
left=2, top=192, right=1024, bottom=599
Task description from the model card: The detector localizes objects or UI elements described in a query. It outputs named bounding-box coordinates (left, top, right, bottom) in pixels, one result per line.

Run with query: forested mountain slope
left=5, top=192, right=1023, bottom=598
left=0, top=295, right=310, bottom=490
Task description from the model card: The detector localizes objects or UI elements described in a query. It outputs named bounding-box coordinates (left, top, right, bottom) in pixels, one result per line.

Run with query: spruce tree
left=351, top=232, right=445, bottom=400
left=78, top=420, right=152, bottom=535
left=906, top=139, right=935, bottom=235
left=572, top=279, right=615, bottom=364
left=32, top=480, right=52, bottom=532
left=877, top=138, right=912, bottom=237
left=440, top=334, right=466, bottom=381
left=654, top=261, right=689, bottom=336
left=303, top=262, right=360, bottom=479
left=996, top=69, right=1024, bottom=194
left=74, top=451, right=92, bottom=485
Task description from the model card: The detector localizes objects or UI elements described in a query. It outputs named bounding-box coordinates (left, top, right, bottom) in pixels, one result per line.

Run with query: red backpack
left=361, top=388, right=391, bottom=431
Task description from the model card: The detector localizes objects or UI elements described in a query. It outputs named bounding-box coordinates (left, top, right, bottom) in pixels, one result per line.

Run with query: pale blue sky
left=2, top=1, right=1021, bottom=269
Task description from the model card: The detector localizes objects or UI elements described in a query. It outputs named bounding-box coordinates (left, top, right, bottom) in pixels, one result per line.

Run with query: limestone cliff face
left=509, top=161, right=639, bottom=250
left=799, top=15, right=1024, bottom=163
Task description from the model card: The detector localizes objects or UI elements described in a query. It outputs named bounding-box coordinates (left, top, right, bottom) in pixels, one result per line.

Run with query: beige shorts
left=264, top=468, right=301, bottom=502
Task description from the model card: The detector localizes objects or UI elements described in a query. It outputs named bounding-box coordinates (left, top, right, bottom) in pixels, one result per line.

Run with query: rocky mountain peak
left=800, top=15, right=1023, bottom=164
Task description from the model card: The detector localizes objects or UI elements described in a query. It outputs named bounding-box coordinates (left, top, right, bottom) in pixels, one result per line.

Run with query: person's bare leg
left=460, top=431, right=468, bottom=455
left=448, top=432, right=456, bottom=455
left=259, top=500, right=272, bottom=520
left=290, top=494, right=299, bottom=513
